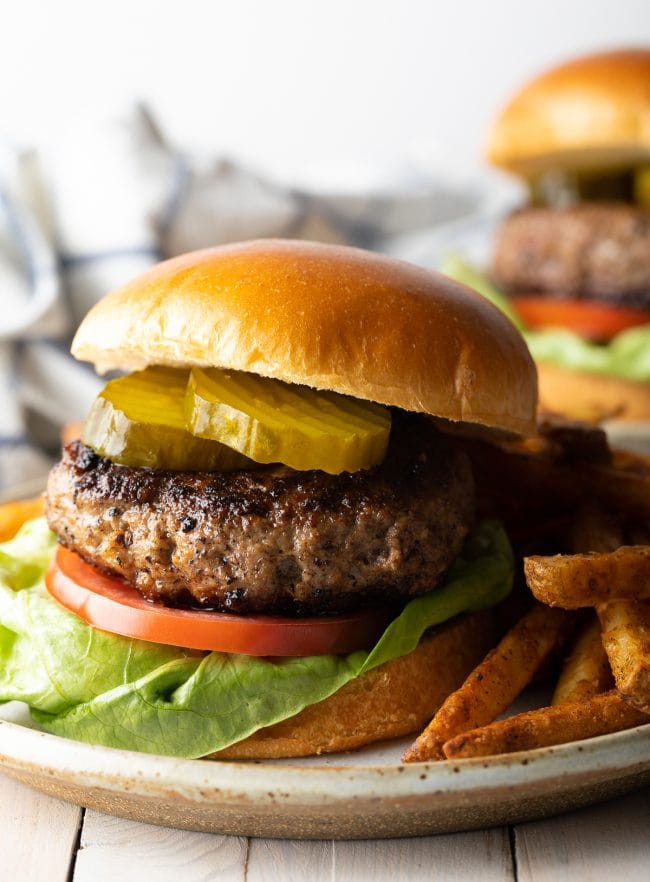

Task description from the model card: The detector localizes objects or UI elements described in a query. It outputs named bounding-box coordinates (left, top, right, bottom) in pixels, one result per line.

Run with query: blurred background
left=1, top=0, right=649, bottom=488
left=2, top=0, right=648, bottom=185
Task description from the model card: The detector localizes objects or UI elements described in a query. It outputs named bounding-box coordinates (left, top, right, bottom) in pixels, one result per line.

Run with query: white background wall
left=2, top=0, right=650, bottom=187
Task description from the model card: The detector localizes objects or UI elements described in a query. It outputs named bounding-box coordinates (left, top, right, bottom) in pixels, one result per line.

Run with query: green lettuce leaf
left=0, top=518, right=512, bottom=758
left=442, top=254, right=650, bottom=383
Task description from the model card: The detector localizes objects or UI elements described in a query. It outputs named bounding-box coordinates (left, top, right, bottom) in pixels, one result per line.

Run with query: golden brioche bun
left=212, top=612, right=492, bottom=760
left=72, top=239, right=537, bottom=438
left=487, top=48, right=650, bottom=176
left=537, top=361, right=650, bottom=422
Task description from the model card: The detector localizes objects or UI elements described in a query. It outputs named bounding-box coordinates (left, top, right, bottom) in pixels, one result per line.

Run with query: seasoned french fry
left=403, top=604, right=576, bottom=762
left=442, top=690, right=649, bottom=759
left=455, top=432, right=650, bottom=534
left=568, top=505, right=624, bottom=554
left=536, top=417, right=612, bottom=465
left=525, top=546, right=650, bottom=609
left=598, top=600, right=650, bottom=713
left=552, top=615, right=612, bottom=705
left=0, top=497, right=45, bottom=542
left=61, top=422, right=83, bottom=446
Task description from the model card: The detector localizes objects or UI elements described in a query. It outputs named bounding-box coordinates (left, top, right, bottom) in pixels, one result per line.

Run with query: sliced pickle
left=634, top=167, right=650, bottom=208
left=185, top=367, right=391, bottom=474
left=82, top=366, right=254, bottom=471
left=528, top=169, right=580, bottom=206
left=529, top=168, right=640, bottom=207
left=575, top=170, right=635, bottom=202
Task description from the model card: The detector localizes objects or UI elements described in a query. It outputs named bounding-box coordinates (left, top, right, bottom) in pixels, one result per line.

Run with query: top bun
left=487, top=48, right=650, bottom=176
left=72, top=239, right=537, bottom=437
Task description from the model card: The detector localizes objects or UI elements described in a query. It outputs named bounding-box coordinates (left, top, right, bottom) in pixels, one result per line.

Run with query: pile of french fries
left=0, top=497, right=44, bottom=543
left=404, top=420, right=650, bottom=763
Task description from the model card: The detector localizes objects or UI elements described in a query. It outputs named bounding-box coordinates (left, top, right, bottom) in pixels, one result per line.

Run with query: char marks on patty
left=45, top=414, right=475, bottom=615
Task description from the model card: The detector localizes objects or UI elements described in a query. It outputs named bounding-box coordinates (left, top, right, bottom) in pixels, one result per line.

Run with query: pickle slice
left=634, top=167, right=650, bottom=208
left=529, top=167, right=650, bottom=207
left=82, top=366, right=253, bottom=471
left=529, top=168, right=637, bottom=206
left=185, top=367, right=391, bottom=474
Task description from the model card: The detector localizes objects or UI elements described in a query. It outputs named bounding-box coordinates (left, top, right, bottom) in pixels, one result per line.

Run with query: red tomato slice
left=45, top=547, right=393, bottom=657
left=512, top=295, right=650, bottom=341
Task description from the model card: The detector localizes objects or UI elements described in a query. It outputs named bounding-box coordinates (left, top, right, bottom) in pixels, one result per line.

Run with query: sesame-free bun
left=487, top=48, right=650, bottom=176
left=537, top=361, right=650, bottom=423
left=72, top=239, right=537, bottom=437
left=212, top=612, right=492, bottom=760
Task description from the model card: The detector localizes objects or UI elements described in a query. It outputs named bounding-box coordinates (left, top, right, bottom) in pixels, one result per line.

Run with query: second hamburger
left=486, top=48, right=650, bottom=423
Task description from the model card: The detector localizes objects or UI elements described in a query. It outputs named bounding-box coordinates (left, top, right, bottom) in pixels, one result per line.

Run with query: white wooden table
left=3, top=773, right=648, bottom=881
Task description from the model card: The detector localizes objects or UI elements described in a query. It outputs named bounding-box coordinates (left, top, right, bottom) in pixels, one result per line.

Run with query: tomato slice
left=512, top=295, right=650, bottom=341
left=45, top=547, right=394, bottom=657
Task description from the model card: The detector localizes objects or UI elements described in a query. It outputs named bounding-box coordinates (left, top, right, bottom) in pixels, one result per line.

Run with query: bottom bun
left=210, top=611, right=493, bottom=760
left=537, top=362, right=650, bottom=423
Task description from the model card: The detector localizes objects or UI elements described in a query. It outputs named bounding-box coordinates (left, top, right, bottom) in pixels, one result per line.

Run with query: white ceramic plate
left=604, top=421, right=650, bottom=456
left=2, top=477, right=649, bottom=838
left=0, top=702, right=649, bottom=839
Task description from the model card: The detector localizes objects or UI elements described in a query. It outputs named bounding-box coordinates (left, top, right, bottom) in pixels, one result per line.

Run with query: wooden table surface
left=3, top=773, right=648, bottom=881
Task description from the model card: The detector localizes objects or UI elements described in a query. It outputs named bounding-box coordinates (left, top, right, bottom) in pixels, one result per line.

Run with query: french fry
left=401, top=431, right=650, bottom=763
left=455, top=433, right=650, bottom=535
left=403, top=604, right=576, bottom=762
left=598, top=600, right=650, bottom=713
left=0, top=497, right=45, bottom=542
left=536, top=416, right=612, bottom=465
left=525, top=546, right=650, bottom=609
left=442, top=690, right=649, bottom=759
left=61, top=422, right=83, bottom=446
left=568, top=504, right=624, bottom=554
left=552, top=615, right=612, bottom=705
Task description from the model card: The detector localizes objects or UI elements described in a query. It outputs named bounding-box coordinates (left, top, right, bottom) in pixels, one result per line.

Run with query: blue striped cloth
left=0, top=105, right=508, bottom=494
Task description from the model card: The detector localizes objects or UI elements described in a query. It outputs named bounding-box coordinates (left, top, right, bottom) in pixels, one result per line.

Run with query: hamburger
left=0, top=239, right=536, bottom=759
left=484, top=48, right=650, bottom=423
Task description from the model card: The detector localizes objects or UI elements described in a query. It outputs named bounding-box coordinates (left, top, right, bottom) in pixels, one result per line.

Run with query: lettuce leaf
left=442, top=254, right=650, bottom=383
left=0, top=518, right=512, bottom=758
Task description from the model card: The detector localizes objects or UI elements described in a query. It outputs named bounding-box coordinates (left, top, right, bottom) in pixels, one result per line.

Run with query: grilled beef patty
left=45, top=415, right=475, bottom=615
left=493, top=203, right=650, bottom=306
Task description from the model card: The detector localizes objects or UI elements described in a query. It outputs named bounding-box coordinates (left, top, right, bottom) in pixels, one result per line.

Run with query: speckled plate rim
left=603, top=420, right=650, bottom=456
left=0, top=717, right=649, bottom=806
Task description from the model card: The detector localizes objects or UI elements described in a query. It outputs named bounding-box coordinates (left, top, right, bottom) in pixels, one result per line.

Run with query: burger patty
left=45, top=415, right=475, bottom=615
left=493, top=203, right=650, bottom=306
